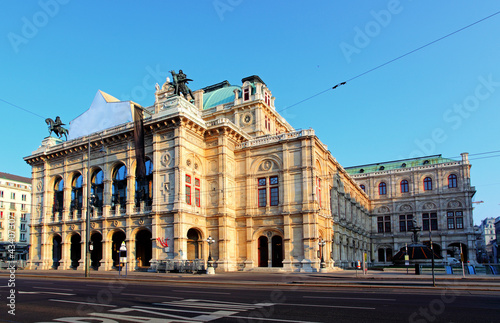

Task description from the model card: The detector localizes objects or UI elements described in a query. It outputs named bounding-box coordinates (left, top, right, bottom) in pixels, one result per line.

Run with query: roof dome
left=203, top=85, right=240, bottom=110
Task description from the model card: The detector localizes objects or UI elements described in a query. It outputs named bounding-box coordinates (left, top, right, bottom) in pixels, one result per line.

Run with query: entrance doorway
left=258, top=236, right=268, bottom=267
left=70, top=233, right=81, bottom=269
left=271, top=236, right=283, bottom=267
left=135, top=230, right=152, bottom=267
left=112, top=231, right=126, bottom=267
left=187, top=229, right=201, bottom=260
left=90, top=232, right=103, bottom=270
left=52, top=235, right=62, bottom=269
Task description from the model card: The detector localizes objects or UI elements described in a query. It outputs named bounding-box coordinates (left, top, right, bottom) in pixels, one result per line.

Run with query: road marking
left=33, top=286, right=73, bottom=292
left=303, top=295, right=396, bottom=301
left=228, top=315, right=321, bottom=323
left=122, top=293, right=181, bottom=299
left=172, top=289, right=231, bottom=295
left=133, top=305, right=212, bottom=315
left=282, top=303, right=375, bottom=310
left=164, top=299, right=268, bottom=311
left=49, top=299, right=117, bottom=307
left=18, top=291, right=75, bottom=296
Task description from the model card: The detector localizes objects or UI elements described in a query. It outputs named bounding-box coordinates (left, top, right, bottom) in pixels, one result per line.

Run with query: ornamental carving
left=447, top=200, right=462, bottom=208
left=91, top=222, right=97, bottom=229
left=37, top=180, right=43, bottom=192
left=399, top=204, right=412, bottom=212
left=113, top=220, right=119, bottom=227
left=138, top=218, right=144, bottom=225
left=377, top=206, right=390, bottom=214
left=160, top=152, right=171, bottom=167
left=186, top=159, right=192, bottom=167
left=423, top=202, right=437, bottom=210
left=70, top=224, right=76, bottom=230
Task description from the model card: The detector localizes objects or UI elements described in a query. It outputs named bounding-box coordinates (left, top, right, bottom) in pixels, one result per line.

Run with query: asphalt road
left=1, top=277, right=499, bottom=322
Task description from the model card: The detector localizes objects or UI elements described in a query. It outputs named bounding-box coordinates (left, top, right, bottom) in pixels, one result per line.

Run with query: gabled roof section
left=68, top=90, right=135, bottom=140
left=345, top=155, right=458, bottom=175
left=0, top=172, right=31, bottom=184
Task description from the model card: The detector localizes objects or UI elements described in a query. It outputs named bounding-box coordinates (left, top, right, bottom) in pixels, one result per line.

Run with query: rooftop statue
left=170, top=70, right=195, bottom=101
left=45, top=116, right=68, bottom=141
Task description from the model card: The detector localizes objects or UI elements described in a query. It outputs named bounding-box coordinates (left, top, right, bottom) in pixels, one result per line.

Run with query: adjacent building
left=24, top=74, right=477, bottom=272
left=477, top=217, right=496, bottom=263
left=345, top=154, right=477, bottom=265
left=0, top=172, right=31, bottom=262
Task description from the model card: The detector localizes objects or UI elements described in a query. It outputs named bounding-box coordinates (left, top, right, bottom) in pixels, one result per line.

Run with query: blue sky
left=1, top=0, right=499, bottom=225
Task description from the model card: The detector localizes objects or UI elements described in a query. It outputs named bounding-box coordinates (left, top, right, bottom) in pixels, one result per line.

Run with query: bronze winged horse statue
left=45, top=117, right=69, bottom=140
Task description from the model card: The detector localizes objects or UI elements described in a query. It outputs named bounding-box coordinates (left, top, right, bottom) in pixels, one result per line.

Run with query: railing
left=237, top=129, right=315, bottom=149
left=156, top=259, right=206, bottom=273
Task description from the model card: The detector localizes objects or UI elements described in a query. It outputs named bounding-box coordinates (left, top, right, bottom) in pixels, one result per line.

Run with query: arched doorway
left=187, top=229, right=202, bottom=260
left=135, top=229, right=152, bottom=267
left=70, top=233, right=81, bottom=269
left=52, top=235, right=62, bottom=269
left=271, top=236, right=283, bottom=267
left=258, top=236, right=268, bottom=267
left=112, top=231, right=126, bottom=267
left=90, top=232, right=103, bottom=270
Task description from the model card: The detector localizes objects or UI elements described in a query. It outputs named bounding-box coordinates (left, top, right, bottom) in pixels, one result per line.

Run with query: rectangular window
left=20, top=223, right=26, bottom=231
left=20, top=233, right=26, bottom=241
left=0, top=211, right=3, bottom=218
left=422, top=213, right=438, bottom=231
left=378, top=216, right=391, bottom=233
left=11, top=192, right=15, bottom=200
left=195, top=188, right=200, bottom=207
left=0, top=190, right=3, bottom=198
left=10, top=203, right=16, bottom=210
left=185, top=175, right=191, bottom=184
left=270, top=187, right=279, bottom=206
left=447, top=217, right=455, bottom=229
left=195, top=178, right=200, bottom=187
left=21, top=213, right=26, bottom=221
left=22, top=194, right=27, bottom=201
left=21, top=204, right=26, bottom=211
left=400, top=214, right=413, bottom=232
left=422, top=213, right=429, bottom=231
left=377, top=217, right=384, bottom=233
left=243, top=88, right=250, bottom=101
left=185, top=185, right=191, bottom=205
left=0, top=201, right=3, bottom=208
left=258, top=178, right=266, bottom=186
left=258, top=188, right=266, bottom=207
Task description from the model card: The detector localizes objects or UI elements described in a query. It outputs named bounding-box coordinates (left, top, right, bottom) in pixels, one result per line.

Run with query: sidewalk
left=3, top=268, right=500, bottom=291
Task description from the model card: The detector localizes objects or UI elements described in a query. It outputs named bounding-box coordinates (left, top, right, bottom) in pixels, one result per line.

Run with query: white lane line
left=33, top=286, right=73, bottom=292
left=281, top=303, right=375, bottom=310
left=171, top=289, right=231, bottom=295
left=49, top=299, right=117, bottom=307
left=18, top=291, right=75, bottom=296
left=303, top=295, right=396, bottom=301
left=228, top=314, right=321, bottom=323
left=121, top=293, right=181, bottom=299
left=133, top=305, right=211, bottom=315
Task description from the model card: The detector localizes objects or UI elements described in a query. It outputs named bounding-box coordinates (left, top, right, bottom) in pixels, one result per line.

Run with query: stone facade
left=24, top=75, right=370, bottom=272
left=345, top=154, right=477, bottom=265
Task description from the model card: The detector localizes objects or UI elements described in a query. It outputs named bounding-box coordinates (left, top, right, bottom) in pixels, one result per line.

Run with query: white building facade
left=0, top=172, right=31, bottom=261
left=345, top=154, right=477, bottom=265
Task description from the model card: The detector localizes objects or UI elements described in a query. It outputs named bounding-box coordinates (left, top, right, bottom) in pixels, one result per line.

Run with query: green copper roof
left=203, top=85, right=240, bottom=110
left=345, top=155, right=458, bottom=175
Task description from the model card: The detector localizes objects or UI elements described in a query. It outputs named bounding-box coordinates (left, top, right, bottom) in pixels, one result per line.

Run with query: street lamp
left=206, top=235, right=215, bottom=275
left=319, top=238, right=326, bottom=270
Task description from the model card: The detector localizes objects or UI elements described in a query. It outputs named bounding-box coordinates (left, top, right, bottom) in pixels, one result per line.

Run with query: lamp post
left=319, top=238, right=326, bottom=272
left=206, top=235, right=215, bottom=275
left=85, top=138, right=91, bottom=278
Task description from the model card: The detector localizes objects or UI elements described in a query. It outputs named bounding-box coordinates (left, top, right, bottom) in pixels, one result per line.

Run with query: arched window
left=360, top=184, right=366, bottom=192
left=448, top=174, right=457, bottom=188
left=424, top=177, right=433, bottom=191
left=53, top=178, right=64, bottom=215
left=112, top=164, right=127, bottom=210
left=71, top=174, right=83, bottom=214
left=91, top=169, right=104, bottom=210
left=400, top=180, right=409, bottom=193
left=378, top=182, right=387, bottom=195
left=135, top=159, right=153, bottom=207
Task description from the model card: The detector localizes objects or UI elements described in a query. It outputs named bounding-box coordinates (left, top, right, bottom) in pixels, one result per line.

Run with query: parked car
left=447, top=257, right=460, bottom=265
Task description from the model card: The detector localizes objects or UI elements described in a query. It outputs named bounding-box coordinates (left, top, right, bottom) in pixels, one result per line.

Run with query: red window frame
left=400, top=180, right=409, bottom=193
left=424, top=177, right=432, bottom=191
left=258, top=188, right=266, bottom=207
left=448, top=174, right=457, bottom=188
left=185, top=185, right=191, bottom=205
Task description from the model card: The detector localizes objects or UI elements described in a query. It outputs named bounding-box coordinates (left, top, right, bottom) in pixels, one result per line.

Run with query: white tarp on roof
left=68, top=90, right=133, bottom=140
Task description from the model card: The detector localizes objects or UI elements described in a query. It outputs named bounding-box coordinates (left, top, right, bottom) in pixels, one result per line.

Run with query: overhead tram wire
left=278, top=9, right=500, bottom=114
left=0, top=97, right=46, bottom=120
